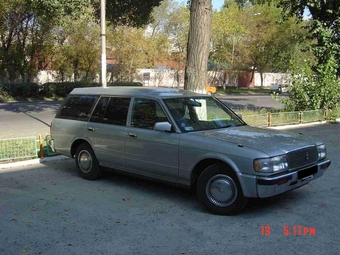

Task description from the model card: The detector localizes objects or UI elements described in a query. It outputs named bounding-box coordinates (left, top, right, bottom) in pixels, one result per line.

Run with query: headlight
left=317, top=144, right=326, bottom=160
left=254, top=155, right=289, bottom=173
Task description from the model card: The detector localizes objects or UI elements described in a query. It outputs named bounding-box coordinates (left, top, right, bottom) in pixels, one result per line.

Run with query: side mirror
left=238, top=114, right=243, bottom=119
left=154, top=122, right=172, bottom=132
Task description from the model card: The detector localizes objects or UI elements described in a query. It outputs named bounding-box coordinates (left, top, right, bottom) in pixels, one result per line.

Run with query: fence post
left=267, top=112, right=271, bottom=127
left=299, top=111, right=303, bottom=124
left=38, top=134, right=43, bottom=158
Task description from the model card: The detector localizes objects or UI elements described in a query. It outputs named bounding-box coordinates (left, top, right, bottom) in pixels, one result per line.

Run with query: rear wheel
left=196, top=163, right=248, bottom=215
left=75, top=143, right=102, bottom=180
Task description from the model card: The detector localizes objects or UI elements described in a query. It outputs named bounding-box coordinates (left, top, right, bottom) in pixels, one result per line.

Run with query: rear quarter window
left=56, top=95, right=98, bottom=121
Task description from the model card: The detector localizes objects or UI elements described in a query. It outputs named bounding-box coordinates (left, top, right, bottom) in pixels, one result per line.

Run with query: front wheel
left=196, top=164, right=248, bottom=215
left=75, top=143, right=102, bottom=180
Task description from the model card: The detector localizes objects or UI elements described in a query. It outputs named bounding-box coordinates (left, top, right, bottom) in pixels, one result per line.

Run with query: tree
left=0, top=0, right=92, bottom=82
left=150, top=1, right=190, bottom=86
left=51, top=8, right=101, bottom=82
left=107, top=25, right=169, bottom=81
left=279, top=0, right=340, bottom=73
left=211, top=2, right=249, bottom=88
left=93, top=0, right=163, bottom=27
left=212, top=1, right=305, bottom=87
left=185, top=0, right=212, bottom=93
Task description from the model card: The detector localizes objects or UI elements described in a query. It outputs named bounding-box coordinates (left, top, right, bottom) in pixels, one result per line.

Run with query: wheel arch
left=71, top=138, right=93, bottom=158
left=190, top=157, right=239, bottom=187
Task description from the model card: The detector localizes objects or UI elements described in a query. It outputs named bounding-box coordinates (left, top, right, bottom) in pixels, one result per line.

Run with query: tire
left=75, top=142, right=102, bottom=180
left=207, top=91, right=212, bottom=95
left=196, top=163, right=248, bottom=215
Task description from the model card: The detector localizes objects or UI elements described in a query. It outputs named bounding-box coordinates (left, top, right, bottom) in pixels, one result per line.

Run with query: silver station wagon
left=50, top=87, right=331, bottom=215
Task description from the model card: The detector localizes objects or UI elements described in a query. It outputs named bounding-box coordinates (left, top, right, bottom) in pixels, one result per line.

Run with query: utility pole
left=101, top=0, right=107, bottom=87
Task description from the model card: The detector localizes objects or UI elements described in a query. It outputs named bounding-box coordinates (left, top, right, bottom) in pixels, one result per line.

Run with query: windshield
left=163, top=97, right=245, bottom=133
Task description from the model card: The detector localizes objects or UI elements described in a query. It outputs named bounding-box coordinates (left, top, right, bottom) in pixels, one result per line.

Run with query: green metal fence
left=301, top=110, right=325, bottom=123
left=0, top=136, right=39, bottom=161
left=242, top=114, right=268, bottom=127
left=271, top=111, right=300, bottom=126
left=240, top=109, right=326, bottom=127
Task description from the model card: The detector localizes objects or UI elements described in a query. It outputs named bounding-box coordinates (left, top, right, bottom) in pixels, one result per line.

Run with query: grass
left=217, top=87, right=271, bottom=95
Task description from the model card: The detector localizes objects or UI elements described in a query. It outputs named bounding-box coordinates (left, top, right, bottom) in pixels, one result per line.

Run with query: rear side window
left=56, top=95, right=98, bottom=121
left=90, top=97, right=131, bottom=126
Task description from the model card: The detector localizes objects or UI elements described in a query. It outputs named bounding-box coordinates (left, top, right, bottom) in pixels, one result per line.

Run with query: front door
left=124, top=98, right=179, bottom=180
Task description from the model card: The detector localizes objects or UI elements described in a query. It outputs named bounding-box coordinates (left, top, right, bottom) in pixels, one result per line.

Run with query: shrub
left=275, top=58, right=340, bottom=111
left=0, top=83, right=40, bottom=98
left=39, top=82, right=101, bottom=97
left=108, top=82, right=143, bottom=87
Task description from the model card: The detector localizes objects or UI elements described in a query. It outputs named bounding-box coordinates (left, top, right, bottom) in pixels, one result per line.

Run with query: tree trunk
left=248, top=70, right=255, bottom=89
left=260, top=71, right=264, bottom=88
left=184, top=0, right=212, bottom=94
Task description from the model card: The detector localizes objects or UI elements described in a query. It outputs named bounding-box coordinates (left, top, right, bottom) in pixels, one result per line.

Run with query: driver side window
left=131, top=98, right=168, bottom=130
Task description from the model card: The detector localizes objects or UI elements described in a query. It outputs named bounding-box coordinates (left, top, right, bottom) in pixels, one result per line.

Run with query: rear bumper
left=238, top=159, right=331, bottom=198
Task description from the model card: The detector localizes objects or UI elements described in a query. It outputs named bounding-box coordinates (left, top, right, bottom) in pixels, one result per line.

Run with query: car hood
left=190, top=125, right=319, bottom=157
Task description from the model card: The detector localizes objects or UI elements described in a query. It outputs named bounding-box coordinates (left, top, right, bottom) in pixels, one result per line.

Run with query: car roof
left=70, top=87, right=208, bottom=99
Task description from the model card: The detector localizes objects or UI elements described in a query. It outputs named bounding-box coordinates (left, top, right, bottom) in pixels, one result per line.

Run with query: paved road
left=218, top=94, right=284, bottom=111
left=0, top=124, right=339, bottom=254
left=0, top=95, right=283, bottom=139
left=0, top=101, right=60, bottom=139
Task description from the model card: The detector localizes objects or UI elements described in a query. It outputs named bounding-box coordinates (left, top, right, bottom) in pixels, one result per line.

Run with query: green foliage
left=107, top=25, right=169, bottom=81
left=108, top=82, right=143, bottom=87
left=51, top=7, right=101, bottom=82
left=94, top=0, right=162, bottom=27
left=39, top=82, right=100, bottom=97
left=0, top=82, right=144, bottom=99
left=0, top=83, right=40, bottom=98
left=279, top=0, right=340, bottom=73
left=276, top=58, right=340, bottom=111
left=211, top=2, right=305, bottom=87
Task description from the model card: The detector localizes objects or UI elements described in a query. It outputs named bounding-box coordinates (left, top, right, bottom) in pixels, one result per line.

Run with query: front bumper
left=238, top=158, right=331, bottom=198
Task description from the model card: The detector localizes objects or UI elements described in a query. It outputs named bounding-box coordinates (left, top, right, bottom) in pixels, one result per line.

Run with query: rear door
left=86, top=96, right=131, bottom=170
left=124, top=98, right=179, bottom=180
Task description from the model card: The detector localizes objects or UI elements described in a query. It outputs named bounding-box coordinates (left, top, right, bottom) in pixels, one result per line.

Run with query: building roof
left=70, top=87, right=207, bottom=99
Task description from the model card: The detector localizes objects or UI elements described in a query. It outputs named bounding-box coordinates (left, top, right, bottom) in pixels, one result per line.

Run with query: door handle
left=87, top=127, right=95, bottom=132
left=129, top=133, right=137, bottom=138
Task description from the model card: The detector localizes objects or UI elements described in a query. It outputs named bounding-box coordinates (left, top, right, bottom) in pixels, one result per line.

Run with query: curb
left=0, top=119, right=338, bottom=169
left=0, top=155, right=69, bottom=170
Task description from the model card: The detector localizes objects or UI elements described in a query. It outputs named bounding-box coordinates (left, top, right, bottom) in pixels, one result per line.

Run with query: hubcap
left=205, top=174, right=238, bottom=207
left=78, top=150, right=92, bottom=173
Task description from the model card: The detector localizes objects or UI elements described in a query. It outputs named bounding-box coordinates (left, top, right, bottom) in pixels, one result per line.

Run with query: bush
left=108, top=82, right=143, bottom=87
left=276, top=58, right=340, bottom=111
left=0, top=81, right=144, bottom=99
left=39, top=82, right=101, bottom=97
left=0, top=83, right=40, bottom=98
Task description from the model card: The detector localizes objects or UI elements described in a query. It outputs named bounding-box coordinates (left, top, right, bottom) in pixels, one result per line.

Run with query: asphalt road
left=0, top=124, right=339, bottom=255
left=0, top=95, right=283, bottom=139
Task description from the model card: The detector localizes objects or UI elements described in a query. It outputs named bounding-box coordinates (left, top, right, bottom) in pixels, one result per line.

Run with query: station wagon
left=50, top=87, right=331, bottom=215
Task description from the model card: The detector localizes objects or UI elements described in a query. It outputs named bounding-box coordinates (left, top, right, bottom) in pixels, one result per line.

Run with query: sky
left=176, top=0, right=225, bottom=10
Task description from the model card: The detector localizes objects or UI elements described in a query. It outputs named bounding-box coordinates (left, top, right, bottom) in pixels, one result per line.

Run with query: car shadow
left=0, top=100, right=61, bottom=114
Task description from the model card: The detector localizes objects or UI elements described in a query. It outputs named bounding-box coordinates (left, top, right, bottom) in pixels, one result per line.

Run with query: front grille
left=287, top=146, right=318, bottom=170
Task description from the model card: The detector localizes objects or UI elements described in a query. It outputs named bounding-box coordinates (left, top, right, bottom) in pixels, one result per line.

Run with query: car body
left=50, top=87, right=331, bottom=215
left=270, top=83, right=289, bottom=94
left=206, top=84, right=216, bottom=95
